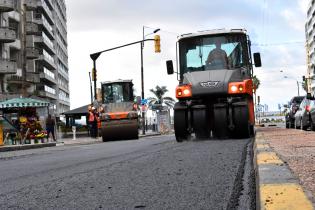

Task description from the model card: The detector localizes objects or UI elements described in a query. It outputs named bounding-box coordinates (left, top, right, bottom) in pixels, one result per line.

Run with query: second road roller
left=98, top=79, right=139, bottom=141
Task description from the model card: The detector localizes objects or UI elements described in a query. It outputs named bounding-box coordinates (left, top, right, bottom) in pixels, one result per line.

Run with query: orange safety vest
left=97, top=118, right=101, bottom=128
left=88, top=112, right=95, bottom=122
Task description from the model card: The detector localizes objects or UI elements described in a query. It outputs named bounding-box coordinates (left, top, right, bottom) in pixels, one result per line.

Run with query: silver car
left=294, top=97, right=311, bottom=130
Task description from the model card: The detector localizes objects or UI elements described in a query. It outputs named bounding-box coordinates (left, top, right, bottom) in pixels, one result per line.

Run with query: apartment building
left=306, top=0, right=315, bottom=91
left=0, top=0, right=70, bottom=115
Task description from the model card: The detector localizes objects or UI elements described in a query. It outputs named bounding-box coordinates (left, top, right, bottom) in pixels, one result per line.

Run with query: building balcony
left=59, top=99, right=70, bottom=107
left=45, top=0, right=53, bottom=10
left=34, top=17, right=54, bottom=40
left=58, top=84, right=69, bottom=94
left=34, top=35, right=55, bottom=55
left=0, top=27, right=16, bottom=43
left=0, top=59, right=17, bottom=74
left=26, top=22, right=39, bottom=35
left=38, top=0, right=54, bottom=25
left=38, top=55, right=56, bottom=70
left=8, top=11, right=20, bottom=22
left=0, top=0, right=14, bottom=12
left=26, top=47, right=40, bottom=59
left=58, top=67, right=69, bottom=81
left=6, top=72, right=40, bottom=84
left=26, top=72, right=40, bottom=83
left=38, top=90, right=57, bottom=100
left=24, top=0, right=38, bottom=10
left=56, top=36, right=68, bottom=57
left=6, top=75, right=23, bottom=83
left=39, top=72, right=56, bottom=84
left=8, top=39, right=21, bottom=50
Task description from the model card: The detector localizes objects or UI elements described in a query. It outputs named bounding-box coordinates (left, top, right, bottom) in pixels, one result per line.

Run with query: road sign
left=141, top=99, right=148, bottom=105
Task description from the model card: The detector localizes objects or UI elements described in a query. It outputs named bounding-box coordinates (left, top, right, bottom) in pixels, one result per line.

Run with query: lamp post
left=88, top=72, right=93, bottom=104
left=141, top=26, right=160, bottom=135
left=284, top=76, right=300, bottom=96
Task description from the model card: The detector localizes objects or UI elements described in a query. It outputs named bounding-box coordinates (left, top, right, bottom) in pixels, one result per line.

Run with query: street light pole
left=141, top=26, right=160, bottom=135
left=297, top=81, right=300, bottom=96
left=283, top=75, right=301, bottom=96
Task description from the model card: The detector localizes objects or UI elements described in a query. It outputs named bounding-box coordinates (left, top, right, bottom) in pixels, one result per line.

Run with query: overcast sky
left=65, top=0, right=309, bottom=111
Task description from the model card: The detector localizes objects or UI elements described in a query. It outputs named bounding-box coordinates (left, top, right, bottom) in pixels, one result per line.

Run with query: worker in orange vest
left=88, top=106, right=96, bottom=138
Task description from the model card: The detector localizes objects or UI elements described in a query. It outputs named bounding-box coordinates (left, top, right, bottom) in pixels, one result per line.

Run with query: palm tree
left=253, top=75, right=260, bottom=92
left=148, top=86, right=175, bottom=109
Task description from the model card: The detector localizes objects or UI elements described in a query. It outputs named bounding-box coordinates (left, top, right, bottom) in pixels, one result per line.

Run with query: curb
left=57, top=133, right=162, bottom=147
left=0, top=133, right=163, bottom=152
left=139, top=133, right=161, bottom=138
left=254, top=132, right=314, bottom=209
left=0, top=142, right=56, bottom=152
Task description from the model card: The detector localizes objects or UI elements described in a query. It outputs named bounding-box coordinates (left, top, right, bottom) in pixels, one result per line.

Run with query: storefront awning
left=0, top=98, right=50, bottom=109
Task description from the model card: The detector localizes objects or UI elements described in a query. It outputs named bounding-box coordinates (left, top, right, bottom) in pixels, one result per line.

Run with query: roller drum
left=101, top=119, right=138, bottom=141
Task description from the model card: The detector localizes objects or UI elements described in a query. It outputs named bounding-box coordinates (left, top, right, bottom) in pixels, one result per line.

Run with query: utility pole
left=306, top=42, right=312, bottom=93
left=140, top=37, right=145, bottom=135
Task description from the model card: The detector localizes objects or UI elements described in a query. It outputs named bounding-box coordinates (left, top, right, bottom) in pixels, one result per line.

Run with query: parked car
left=308, top=94, right=315, bottom=131
left=294, top=97, right=312, bottom=130
left=285, top=96, right=304, bottom=128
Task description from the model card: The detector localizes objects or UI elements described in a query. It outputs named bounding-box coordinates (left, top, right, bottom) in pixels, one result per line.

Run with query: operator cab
left=166, top=29, right=261, bottom=78
left=101, top=80, right=134, bottom=104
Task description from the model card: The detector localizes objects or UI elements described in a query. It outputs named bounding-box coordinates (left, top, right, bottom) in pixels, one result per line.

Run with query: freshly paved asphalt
left=0, top=135, right=254, bottom=209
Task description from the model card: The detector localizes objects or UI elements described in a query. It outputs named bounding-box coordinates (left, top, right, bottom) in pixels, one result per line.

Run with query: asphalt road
left=0, top=135, right=255, bottom=210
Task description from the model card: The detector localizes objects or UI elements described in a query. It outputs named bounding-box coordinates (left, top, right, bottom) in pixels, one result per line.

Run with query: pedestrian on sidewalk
left=46, top=114, right=56, bottom=142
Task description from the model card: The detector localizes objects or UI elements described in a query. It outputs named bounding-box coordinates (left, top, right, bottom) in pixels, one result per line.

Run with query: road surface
left=0, top=135, right=254, bottom=209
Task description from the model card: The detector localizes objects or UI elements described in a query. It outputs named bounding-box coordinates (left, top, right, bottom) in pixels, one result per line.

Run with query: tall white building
left=0, top=0, right=70, bottom=115
left=306, top=0, right=315, bottom=91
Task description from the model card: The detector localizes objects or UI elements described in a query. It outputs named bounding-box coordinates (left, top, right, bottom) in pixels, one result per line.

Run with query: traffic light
left=154, top=35, right=160, bottom=53
left=257, top=95, right=260, bottom=104
left=92, top=68, right=97, bottom=81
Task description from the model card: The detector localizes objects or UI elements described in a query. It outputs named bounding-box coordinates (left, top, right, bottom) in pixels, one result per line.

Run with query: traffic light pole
left=90, top=39, right=155, bottom=100
left=90, top=38, right=156, bottom=101
left=88, top=72, right=93, bottom=104
left=93, top=59, right=97, bottom=101
left=140, top=42, right=145, bottom=135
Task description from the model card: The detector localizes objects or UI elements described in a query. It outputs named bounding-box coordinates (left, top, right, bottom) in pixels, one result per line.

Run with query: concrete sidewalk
left=254, top=127, right=315, bottom=209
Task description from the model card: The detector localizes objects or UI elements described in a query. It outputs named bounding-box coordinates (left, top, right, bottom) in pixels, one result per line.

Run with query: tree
left=253, top=75, right=260, bottom=92
left=148, top=85, right=175, bottom=109
left=302, top=80, right=308, bottom=92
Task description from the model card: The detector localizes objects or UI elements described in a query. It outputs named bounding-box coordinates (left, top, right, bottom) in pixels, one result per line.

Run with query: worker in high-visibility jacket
left=88, top=106, right=97, bottom=138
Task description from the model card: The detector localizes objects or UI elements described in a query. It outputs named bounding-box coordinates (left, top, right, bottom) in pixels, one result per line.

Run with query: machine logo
left=200, top=81, right=219, bottom=88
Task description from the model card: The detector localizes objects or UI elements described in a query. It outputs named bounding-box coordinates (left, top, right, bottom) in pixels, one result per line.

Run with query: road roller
left=166, top=29, right=262, bottom=141
left=99, top=79, right=139, bottom=141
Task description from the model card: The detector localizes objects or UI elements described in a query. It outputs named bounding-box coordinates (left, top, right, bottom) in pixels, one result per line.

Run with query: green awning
left=0, top=98, right=50, bottom=109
